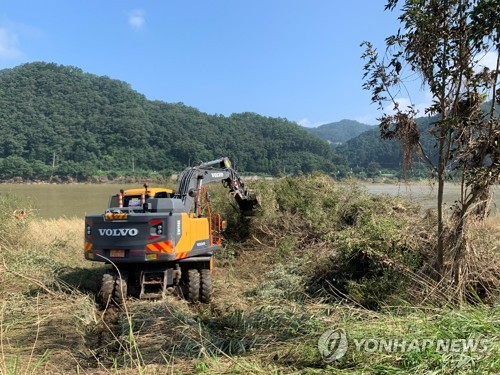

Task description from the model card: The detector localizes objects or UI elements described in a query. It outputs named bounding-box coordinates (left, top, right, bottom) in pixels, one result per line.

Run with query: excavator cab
left=108, top=187, right=175, bottom=209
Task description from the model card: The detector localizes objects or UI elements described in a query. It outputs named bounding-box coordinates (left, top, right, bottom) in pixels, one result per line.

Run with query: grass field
left=0, top=179, right=498, bottom=374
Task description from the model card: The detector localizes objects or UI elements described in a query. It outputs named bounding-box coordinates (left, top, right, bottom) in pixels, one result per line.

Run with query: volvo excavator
left=84, top=157, right=258, bottom=304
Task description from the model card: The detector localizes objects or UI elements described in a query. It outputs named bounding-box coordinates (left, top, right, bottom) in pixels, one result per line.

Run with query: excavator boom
left=175, top=157, right=259, bottom=214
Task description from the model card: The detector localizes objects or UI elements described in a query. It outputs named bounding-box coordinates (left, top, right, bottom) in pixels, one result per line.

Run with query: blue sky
left=1, top=1, right=434, bottom=126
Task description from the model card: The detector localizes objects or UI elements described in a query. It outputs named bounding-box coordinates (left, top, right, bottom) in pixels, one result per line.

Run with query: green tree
left=362, top=0, right=499, bottom=297
left=366, top=161, right=381, bottom=178
left=0, top=156, right=33, bottom=179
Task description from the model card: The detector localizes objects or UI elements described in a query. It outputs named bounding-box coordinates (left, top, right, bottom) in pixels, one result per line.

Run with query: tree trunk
left=436, top=169, right=445, bottom=277
left=436, top=122, right=446, bottom=277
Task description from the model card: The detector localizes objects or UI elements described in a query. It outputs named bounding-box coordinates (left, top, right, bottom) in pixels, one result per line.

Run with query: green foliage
left=247, top=259, right=306, bottom=301
left=337, top=116, right=438, bottom=170
left=217, top=175, right=429, bottom=309
left=309, top=188, right=425, bottom=309
left=362, top=0, right=500, bottom=294
left=0, top=62, right=343, bottom=180
left=336, top=107, right=497, bottom=176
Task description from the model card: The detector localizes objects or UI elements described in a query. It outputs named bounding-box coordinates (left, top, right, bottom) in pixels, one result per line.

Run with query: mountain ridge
left=303, top=119, right=373, bottom=145
left=0, top=62, right=345, bottom=180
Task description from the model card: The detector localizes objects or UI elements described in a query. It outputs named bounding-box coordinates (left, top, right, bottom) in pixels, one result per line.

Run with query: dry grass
left=21, top=217, right=82, bottom=248
left=0, top=212, right=105, bottom=373
left=486, top=213, right=500, bottom=230
left=0, top=293, right=97, bottom=373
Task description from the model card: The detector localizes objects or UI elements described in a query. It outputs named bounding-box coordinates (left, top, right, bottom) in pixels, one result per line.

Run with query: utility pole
left=49, top=151, right=56, bottom=183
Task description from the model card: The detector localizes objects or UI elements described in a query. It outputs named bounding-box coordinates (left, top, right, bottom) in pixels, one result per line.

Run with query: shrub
left=214, top=175, right=433, bottom=309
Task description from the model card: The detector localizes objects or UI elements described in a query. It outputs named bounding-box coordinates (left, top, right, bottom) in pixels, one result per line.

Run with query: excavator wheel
left=100, top=272, right=115, bottom=305
left=200, top=269, right=212, bottom=303
left=114, top=276, right=128, bottom=305
left=99, top=271, right=128, bottom=306
left=186, top=269, right=200, bottom=302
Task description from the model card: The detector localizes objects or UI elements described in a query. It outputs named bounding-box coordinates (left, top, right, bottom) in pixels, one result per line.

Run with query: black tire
left=200, top=269, right=212, bottom=303
left=114, top=276, right=127, bottom=305
left=100, top=273, right=115, bottom=305
left=186, top=269, right=200, bottom=302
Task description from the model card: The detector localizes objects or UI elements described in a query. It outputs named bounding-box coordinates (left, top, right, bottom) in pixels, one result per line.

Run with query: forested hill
left=337, top=116, right=437, bottom=170
left=304, top=119, right=373, bottom=145
left=337, top=102, right=499, bottom=171
left=0, top=62, right=344, bottom=180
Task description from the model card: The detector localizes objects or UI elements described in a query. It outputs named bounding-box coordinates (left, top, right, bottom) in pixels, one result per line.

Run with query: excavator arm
left=175, top=157, right=259, bottom=214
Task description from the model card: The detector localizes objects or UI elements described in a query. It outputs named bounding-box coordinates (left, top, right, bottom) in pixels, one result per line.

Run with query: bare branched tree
left=362, top=0, right=499, bottom=300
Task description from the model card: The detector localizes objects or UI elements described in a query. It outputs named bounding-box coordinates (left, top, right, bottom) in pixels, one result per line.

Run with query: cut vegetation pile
left=216, top=176, right=498, bottom=307
left=0, top=177, right=498, bottom=374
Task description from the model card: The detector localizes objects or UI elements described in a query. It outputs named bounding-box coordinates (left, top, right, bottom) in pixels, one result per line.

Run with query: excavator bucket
left=234, top=189, right=260, bottom=215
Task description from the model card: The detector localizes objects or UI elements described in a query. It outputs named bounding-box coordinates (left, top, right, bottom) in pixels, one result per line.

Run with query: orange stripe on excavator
left=84, top=241, right=93, bottom=251
left=176, top=252, right=189, bottom=260
left=146, top=240, right=174, bottom=253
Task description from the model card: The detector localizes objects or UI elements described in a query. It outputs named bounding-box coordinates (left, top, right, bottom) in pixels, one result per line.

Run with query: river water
left=363, top=183, right=499, bottom=213
left=0, top=182, right=498, bottom=219
left=0, top=184, right=140, bottom=219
